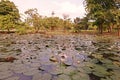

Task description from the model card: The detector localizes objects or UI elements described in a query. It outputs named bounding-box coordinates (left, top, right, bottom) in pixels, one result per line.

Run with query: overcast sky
left=10, top=0, right=86, bottom=19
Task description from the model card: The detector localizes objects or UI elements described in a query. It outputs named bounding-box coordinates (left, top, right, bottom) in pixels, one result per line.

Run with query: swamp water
left=0, top=34, right=120, bottom=80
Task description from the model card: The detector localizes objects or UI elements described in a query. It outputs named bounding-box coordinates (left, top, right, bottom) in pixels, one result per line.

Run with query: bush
left=16, top=27, right=27, bottom=35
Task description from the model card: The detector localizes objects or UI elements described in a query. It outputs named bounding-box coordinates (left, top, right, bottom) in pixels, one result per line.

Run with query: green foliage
left=24, top=9, right=74, bottom=32
left=79, top=17, right=89, bottom=30
left=85, top=0, right=119, bottom=34
left=17, top=27, right=27, bottom=35
left=72, top=17, right=90, bottom=32
left=16, top=22, right=27, bottom=34
left=64, top=19, right=73, bottom=30
left=25, top=8, right=41, bottom=32
left=43, top=17, right=64, bottom=30
left=0, top=0, right=20, bottom=32
left=0, top=15, right=14, bottom=31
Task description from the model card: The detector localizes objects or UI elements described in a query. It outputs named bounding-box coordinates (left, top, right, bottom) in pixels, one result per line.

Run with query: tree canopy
left=0, top=0, right=20, bottom=32
left=84, top=0, right=120, bottom=34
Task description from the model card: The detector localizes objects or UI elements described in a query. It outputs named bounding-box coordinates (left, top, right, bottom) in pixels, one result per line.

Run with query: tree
left=64, top=19, right=73, bottom=30
left=51, top=11, right=55, bottom=17
left=0, top=0, right=20, bottom=32
left=42, top=17, right=64, bottom=31
left=114, top=0, right=120, bottom=35
left=73, top=17, right=89, bottom=32
left=80, top=17, right=89, bottom=30
left=25, top=8, right=42, bottom=32
left=62, top=14, right=72, bottom=31
left=73, top=17, right=81, bottom=32
left=113, top=9, right=120, bottom=36
left=85, top=0, right=118, bottom=34
left=62, top=14, right=69, bottom=20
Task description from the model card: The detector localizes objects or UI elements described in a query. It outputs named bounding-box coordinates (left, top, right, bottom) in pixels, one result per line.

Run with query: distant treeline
left=0, top=0, right=120, bottom=35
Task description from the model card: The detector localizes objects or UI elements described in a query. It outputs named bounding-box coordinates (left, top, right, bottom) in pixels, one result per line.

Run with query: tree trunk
left=109, top=24, right=113, bottom=33
left=117, top=27, right=120, bottom=36
left=118, top=29, right=120, bottom=36
left=7, top=27, right=10, bottom=33
left=110, top=25, right=113, bottom=33
left=99, top=25, right=103, bottom=34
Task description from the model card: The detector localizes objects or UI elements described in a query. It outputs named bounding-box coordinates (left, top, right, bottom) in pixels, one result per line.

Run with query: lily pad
left=91, top=54, right=103, bottom=59
left=88, top=73, right=101, bottom=80
left=63, top=66, right=77, bottom=75
left=23, top=68, right=40, bottom=76
left=100, top=59, right=113, bottom=64
left=101, top=77, right=112, bottom=80
left=109, top=57, right=120, bottom=61
left=49, top=66, right=63, bottom=75
left=0, top=64, right=9, bottom=71
left=49, top=56, right=58, bottom=62
left=110, top=74, right=120, bottom=80
left=11, top=64, right=29, bottom=74
left=77, top=68, right=85, bottom=73
left=57, top=74, right=71, bottom=80
left=32, top=73, right=42, bottom=80
left=82, top=66, right=93, bottom=74
left=40, top=73, right=52, bottom=80
left=5, top=76, right=19, bottom=80
left=0, top=71, right=13, bottom=79
left=92, top=64, right=109, bottom=77
left=104, top=64, right=120, bottom=70
left=29, top=63, right=40, bottom=68
left=72, top=73, right=89, bottom=80
left=63, top=58, right=73, bottom=66
left=33, top=73, right=52, bottom=80
left=111, top=70, right=120, bottom=80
